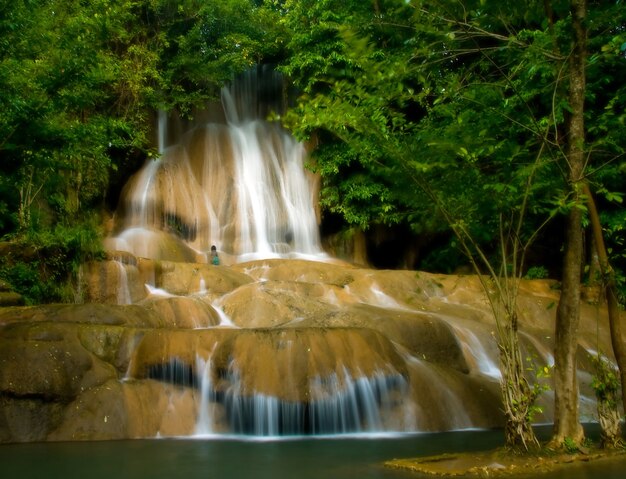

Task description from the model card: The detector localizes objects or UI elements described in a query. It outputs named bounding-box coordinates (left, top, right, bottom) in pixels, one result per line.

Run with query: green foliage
left=0, top=220, right=105, bottom=304
left=600, top=207, right=626, bottom=306
left=0, top=0, right=280, bottom=240
left=590, top=353, right=624, bottom=449
left=590, top=354, right=621, bottom=408
left=525, top=266, right=549, bottom=280
left=280, top=0, right=558, bottom=271
left=525, top=363, right=551, bottom=423
left=278, top=0, right=626, bottom=282
left=563, top=436, right=580, bottom=454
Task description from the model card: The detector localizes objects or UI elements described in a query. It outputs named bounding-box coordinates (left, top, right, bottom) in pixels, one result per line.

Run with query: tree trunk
left=584, top=183, right=626, bottom=421
left=551, top=0, right=587, bottom=447
left=553, top=204, right=585, bottom=445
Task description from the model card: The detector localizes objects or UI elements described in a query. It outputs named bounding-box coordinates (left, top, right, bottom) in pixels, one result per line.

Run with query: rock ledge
left=385, top=448, right=626, bottom=477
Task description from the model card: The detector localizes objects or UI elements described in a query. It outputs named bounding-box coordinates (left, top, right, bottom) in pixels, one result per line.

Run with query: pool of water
left=2, top=427, right=625, bottom=479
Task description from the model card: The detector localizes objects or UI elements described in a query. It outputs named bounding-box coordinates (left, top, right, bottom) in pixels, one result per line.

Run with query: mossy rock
left=0, top=292, right=25, bottom=307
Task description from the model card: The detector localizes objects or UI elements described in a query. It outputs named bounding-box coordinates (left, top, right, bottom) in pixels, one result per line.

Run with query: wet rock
left=0, top=325, right=93, bottom=401
left=48, top=379, right=129, bottom=441
left=0, top=320, right=136, bottom=442
left=0, top=396, right=65, bottom=443
left=128, top=327, right=408, bottom=402
left=0, top=292, right=24, bottom=307
left=0, top=279, right=11, bottom=292
left=140, top=296, right=221, bottom=328
left=155, top=260, right=253, bottom=297
left=0, top=257, right=621, bottom=442
left=233, top=258, right=357, bottom=286
left=103, top=229, right=200, bottom=263
left=220, top=280, right=336, bottom=328
left=0, top=272, right=25, bottom=306
left=0, top=303, right=166, bottom=329
left=122, top=381, right=197, bottom=438
left=83, top=258, right=146, bottom=304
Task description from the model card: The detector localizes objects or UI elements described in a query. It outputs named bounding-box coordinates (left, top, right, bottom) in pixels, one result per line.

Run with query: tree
left=550, top=0, right=586, bottom=448
left=583, top=3, right=626, bottom=444
left=586, top=183, right=624, bottom=448
left=278, top=0, right=626, bottom=448
left=279, top=0, right=562, bottom=450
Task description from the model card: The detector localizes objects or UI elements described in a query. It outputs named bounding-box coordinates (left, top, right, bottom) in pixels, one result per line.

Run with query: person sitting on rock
left=210, top=245, right=220, bottom=265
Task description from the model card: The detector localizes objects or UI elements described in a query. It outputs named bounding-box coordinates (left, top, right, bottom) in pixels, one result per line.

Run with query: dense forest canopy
left=0, top=0, right=624, bottom=305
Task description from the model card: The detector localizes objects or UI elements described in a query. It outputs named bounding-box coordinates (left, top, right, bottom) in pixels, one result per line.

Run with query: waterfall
left=108, top=67, right=325, bottom=264
left=403, top=354, right=473, bottom=430
left=448, top=323, right=501, bottom=380
left=192, top=357, right=412, bottom=436
left=114, top=260, right=132, bottom=305
left=210, top=302, right=237, bottom=328
left=158, top=110, right=167, bottom=154
left=195, top=352, right=216, bottom=435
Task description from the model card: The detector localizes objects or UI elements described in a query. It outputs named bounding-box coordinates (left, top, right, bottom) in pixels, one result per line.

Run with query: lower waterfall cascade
left=0, top=254, right=613, bottom=442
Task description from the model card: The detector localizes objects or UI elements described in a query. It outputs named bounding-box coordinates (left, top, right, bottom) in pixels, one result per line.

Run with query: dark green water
left=2, top=428, right=625, bottom=479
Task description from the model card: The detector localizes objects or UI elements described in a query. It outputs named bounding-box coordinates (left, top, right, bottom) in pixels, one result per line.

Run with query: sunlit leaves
left=0, top=0, right=283, bottom=236
left=279, top=0, right=625, bottom=283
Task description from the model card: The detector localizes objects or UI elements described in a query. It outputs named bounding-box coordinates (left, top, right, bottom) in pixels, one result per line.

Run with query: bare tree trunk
left=584, top=183, right=626, bottom=422
left=553, top=206, right=585, bottom=445
left=551, top=0, right=587, bottom=447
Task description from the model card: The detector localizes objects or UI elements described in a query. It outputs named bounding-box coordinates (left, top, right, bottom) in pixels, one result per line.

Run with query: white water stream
left=192, top=351, right=414, bottom=436
left=108, top=68, right=325, bottom=263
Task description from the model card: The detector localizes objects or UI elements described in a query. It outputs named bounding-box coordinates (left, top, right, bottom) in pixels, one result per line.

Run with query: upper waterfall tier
left=107, top=68, right=324, bottom=264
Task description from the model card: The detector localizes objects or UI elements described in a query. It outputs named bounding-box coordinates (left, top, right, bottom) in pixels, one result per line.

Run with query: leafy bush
left=591, top=354, right=621, bottom=406
left=524, top=266, right=549, bottom=280
left=0, top=220, right=104, bottom=304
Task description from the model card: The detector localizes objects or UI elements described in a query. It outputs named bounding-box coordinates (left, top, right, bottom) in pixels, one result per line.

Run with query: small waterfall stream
left=447, top=323, right=501, bottom=380
left=113, top=260, right=132, bottom=305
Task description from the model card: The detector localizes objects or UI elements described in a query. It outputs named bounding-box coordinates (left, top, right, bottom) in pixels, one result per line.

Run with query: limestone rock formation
left=0, top=256, right=617, bottom=442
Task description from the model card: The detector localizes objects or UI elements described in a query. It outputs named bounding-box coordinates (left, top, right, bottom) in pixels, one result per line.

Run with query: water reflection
left=1, top=426, right=625, bottom=479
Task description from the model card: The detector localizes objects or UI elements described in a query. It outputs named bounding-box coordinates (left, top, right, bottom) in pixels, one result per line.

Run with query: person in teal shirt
left=210, top=245, right=220, bottom=265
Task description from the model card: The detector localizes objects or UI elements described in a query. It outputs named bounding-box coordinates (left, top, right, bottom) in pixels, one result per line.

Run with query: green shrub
left=0, top=220, right=105, bottom=304
left=524, top=266, right=549, bottom=280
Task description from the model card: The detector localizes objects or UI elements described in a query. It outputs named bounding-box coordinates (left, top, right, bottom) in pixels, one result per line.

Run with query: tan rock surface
left=0, top=256, right=621, bottom=442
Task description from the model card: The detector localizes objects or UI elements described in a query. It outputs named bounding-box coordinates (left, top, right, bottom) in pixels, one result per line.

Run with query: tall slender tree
left=551, top=0, right=587, bottom=448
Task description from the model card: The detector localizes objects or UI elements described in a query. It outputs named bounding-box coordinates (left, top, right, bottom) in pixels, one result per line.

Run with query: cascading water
left=447, top=322, right=501, bottom=380
left=107, top=67, right=324, bottom=263
left=190, top=352, right=413, bottom=437
left=7, top=249, right=611, bottom=443
left=113, top=261, right=132, bottom=305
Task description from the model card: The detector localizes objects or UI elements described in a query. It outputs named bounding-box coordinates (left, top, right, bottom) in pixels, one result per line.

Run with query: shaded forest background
left=0, top=0, right=624, bottom=305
